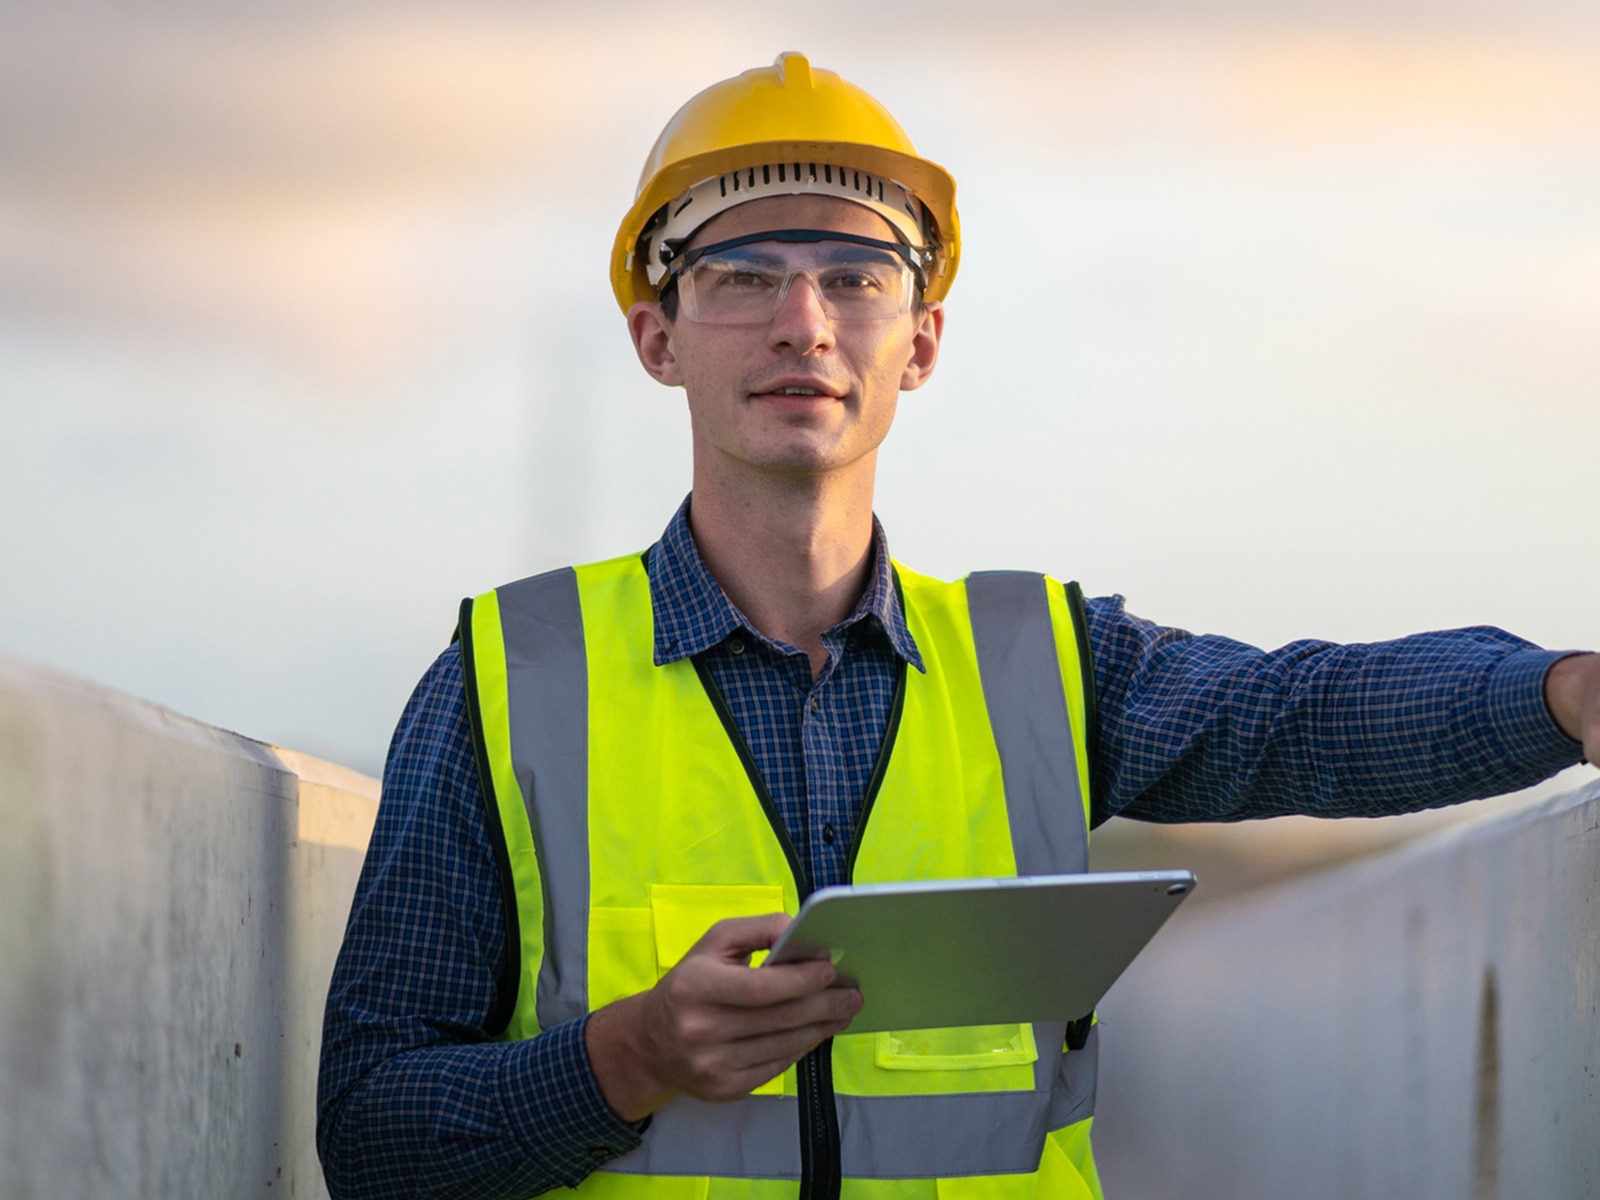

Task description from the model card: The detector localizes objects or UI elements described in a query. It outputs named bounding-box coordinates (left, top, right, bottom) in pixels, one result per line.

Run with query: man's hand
left=585, top=913, right=861, bottom=1122
left=1545, top=652, right=1600, bottom=765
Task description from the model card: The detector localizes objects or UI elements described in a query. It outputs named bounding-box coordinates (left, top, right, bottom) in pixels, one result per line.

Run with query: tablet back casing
left=770, top=871, right=1194, bottom=1033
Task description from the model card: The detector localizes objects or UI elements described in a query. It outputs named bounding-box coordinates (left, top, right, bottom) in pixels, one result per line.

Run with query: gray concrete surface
left=1094, top=778, right=1600, bottom=1200
left=0, top=657, right=376, bottom=1199
left=3, top=648, right=1594, bottom=1198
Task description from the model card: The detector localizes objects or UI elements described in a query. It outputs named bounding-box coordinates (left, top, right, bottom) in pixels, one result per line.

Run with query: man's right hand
left=585, top=913, right=861, bottom=1122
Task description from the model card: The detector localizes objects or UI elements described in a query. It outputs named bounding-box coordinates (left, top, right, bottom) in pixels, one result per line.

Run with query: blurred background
left=2, top=0, right=1595, bottom=873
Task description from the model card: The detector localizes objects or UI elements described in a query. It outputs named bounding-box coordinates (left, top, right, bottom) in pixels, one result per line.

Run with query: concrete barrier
left=0, top=657, right=376, bottom=1199
left=5, top=650, right=1594, bottom=1198
left=1093, top=778, right=1600, bottom=1200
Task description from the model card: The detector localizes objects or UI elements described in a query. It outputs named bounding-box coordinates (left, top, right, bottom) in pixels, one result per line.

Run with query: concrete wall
left=4, top=650, right=1595, bottom=1198
left=1093, top=778, right=1600, bottom=1200
left=0, top=657, right=376, bottom=1199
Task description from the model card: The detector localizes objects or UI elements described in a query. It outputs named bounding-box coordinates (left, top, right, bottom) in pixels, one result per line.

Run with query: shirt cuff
left=497, top=1014, right=646, bottom=1188
left=1485, top=648, right=1586, bottom=768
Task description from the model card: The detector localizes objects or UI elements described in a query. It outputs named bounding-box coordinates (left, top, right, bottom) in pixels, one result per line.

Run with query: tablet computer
left=765, top=871, right=1195, bottom=1033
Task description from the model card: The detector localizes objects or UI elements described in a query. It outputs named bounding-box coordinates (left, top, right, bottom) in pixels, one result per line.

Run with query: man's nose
left=768, top=271, right=836, bottom=355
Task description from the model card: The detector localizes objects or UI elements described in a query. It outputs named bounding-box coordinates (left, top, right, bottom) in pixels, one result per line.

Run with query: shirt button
left=807, top=694, right=820, bottom=713
left=729, top=638, right=745, bottom=655
left=587, top=1146, right=611, bottom=1160
left=822, top=823, right=836, bottom=845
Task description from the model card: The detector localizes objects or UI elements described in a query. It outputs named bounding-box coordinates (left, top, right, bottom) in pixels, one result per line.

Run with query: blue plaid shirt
left=317, top=498, right=1579, bottom=1200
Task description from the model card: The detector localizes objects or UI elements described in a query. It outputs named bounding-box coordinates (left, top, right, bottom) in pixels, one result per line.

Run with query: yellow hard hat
left=611, top=52, right=960, bottom=314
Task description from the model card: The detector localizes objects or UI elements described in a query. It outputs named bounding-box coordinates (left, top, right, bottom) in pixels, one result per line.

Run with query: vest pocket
left=875, top=1023, right=1038, bottom=1072
left=649, top=883, right=792, bottom=1097
left=649, top=883, right=788, bottom=973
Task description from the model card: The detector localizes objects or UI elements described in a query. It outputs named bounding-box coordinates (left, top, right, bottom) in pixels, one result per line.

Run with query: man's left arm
left=1084, top=594, right=1590, bottom=827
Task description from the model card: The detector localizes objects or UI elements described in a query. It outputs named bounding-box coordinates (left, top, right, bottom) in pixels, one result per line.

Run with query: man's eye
left=823, top=268, right=888, bottom=293
left=706, top=265, right=778, bottom=289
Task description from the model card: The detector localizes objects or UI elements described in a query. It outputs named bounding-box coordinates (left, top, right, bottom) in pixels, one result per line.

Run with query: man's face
left=627, top=194, right=943, bottom=481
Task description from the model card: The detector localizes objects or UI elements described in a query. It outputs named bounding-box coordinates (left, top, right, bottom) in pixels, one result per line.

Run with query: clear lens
left=677, top=240, right=915, bottom=325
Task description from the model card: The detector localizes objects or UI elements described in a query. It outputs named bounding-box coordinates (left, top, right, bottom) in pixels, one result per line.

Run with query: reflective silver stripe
left=603, top=1088, right=1062, bottom=1179
left=967, top=571, right=1095, bottom=1127
left=1048, top=1024, right=1098, bottom=1128
left=604, top=1095, right=799, bottom=1178
left=497, top=567, right=590, bottom=1028
left=965, top=571, right=1088, bottom=875
left=838, top=1091, right=1049, bottom=1177
left=1032, top=1019, right=1066, bottom=1093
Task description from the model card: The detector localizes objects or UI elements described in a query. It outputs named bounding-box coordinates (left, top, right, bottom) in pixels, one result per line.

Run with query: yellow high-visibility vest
left=459, top=552, right=1104, bottom=1199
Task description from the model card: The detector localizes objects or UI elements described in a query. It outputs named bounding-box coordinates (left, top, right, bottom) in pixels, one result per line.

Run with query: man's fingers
left=672, top=913, right=841, bottom=1009
left=667, top=952, right=838, bottom=1011
left=689, top=1016, right=861, bottom=1101
left=630, top=911, right=860, bottom=1106
left=691, top=983, right=862, bottom=1043
left=730, top=1013, right=859, bottom=1072
left=693, top=913, right=792, bottom=960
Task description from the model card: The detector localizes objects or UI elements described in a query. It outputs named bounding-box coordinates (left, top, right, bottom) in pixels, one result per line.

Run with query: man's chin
left=735, top=441, right=858, bottom=477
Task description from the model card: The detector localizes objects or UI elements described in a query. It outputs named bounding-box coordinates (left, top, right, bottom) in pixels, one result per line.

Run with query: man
left=317, top=53, right=1597, bottom=1200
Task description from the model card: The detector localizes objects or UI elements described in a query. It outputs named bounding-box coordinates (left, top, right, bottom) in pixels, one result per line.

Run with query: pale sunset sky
left=2, top=0, right=1597, bottom=778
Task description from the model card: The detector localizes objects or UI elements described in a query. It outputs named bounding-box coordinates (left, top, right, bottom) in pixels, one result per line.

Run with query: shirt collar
left=647, top=495, right=923, bottom=672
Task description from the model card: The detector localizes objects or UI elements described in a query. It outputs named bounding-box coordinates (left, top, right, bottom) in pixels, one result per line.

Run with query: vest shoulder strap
left=895, top=563, right=1097, bottom=850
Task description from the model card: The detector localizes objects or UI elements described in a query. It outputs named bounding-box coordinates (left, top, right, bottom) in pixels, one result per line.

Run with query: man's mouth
left=751, top=381, right=843, bottom=400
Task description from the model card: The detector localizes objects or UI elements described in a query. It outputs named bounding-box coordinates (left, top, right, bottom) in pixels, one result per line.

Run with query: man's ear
left=628, top=301, right=683, bottom=387
left=899, top=301, right=944, bottom=392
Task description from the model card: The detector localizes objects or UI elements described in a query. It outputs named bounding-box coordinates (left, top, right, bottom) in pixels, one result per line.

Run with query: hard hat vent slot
left=640, top=160, right=934, bottom=290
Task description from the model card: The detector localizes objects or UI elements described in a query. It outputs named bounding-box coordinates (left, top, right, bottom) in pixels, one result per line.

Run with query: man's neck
left=687, top=464, right=876, bottom=680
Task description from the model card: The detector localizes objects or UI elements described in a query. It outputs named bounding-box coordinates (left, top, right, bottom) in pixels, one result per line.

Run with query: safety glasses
left=666, top=229, right=929, bottom=325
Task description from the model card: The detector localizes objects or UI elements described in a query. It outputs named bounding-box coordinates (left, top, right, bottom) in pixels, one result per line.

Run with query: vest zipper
left=798, top=1038, right=842, bottom=1200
